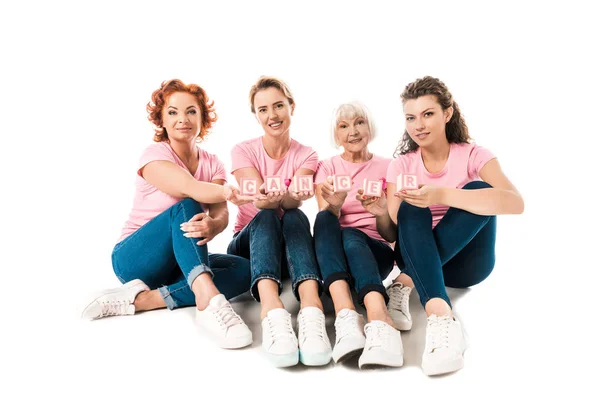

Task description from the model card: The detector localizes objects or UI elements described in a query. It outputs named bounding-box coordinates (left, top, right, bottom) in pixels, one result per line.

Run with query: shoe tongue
left=300, top=306, right=322, bottom=317
left=209, top=294, right=228, bottom=308
left=267, top=308, right=290, bottom=318
left=338, top=309, right=352, bottom=318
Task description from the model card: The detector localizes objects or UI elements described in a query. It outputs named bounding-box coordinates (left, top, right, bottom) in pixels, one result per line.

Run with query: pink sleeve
left=386, top=157, right=404, bottom=183
left=210, top=155, right=227, bottom=182
left=299, top=147, right=318, bottom=172
left=314, top=160, right=332, bottom=184
left=467, top=145, right=496, bottom=178
left=231, top=143, right=256, bottom=173
left=137, top=143, right=176, bottom=177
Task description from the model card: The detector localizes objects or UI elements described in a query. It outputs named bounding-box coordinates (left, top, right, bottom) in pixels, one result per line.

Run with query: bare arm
left=440, top=158, right=524, bottom=215
left=141, top=161, right=227, bottom=203
left=315, top=180, right=345, bottom=217
left=205, top=179, right=229, bottom=235
left=281, top=168, right=315, bottom=210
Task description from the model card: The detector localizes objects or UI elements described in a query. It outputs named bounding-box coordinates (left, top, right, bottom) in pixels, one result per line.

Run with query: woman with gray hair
left=313, top=101, right=413, bottom=368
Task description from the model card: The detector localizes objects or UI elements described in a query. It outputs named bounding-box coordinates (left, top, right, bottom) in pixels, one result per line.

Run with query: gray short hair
left=331, top=101, right=377, bottom=148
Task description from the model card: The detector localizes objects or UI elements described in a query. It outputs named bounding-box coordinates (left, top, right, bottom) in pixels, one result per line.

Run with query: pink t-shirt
left=119, top=142, right=227, bottom=242
left=231, top=137, right=318, bottom=232
left=315, top=155, right=391, bottom=243
left=386, top=142, right=495, bottom=229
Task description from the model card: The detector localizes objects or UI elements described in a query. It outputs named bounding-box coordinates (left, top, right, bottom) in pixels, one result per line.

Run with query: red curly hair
left=147, top=79, right=218, bottom=142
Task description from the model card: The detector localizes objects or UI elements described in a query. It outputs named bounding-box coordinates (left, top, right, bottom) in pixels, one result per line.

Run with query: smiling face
left=403, top=94, right=453, bottom=147
left=335, top=115, right=370, bottom=153
left=253, top=87, right=294, bottom=138
left=161, top=92, right=202, bottom=142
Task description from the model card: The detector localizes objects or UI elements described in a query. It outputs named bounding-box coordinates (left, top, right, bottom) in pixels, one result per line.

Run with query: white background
left=1, top=1, right=598, bottom=399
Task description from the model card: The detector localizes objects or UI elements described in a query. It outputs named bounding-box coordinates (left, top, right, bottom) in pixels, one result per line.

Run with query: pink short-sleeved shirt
left=315, top=155, right=391, bottom=243
left=118, top=142, right=227, bottom=242
left=386, top=142, right=495, bottom=228
left=231, top=137, right=318, bottom=232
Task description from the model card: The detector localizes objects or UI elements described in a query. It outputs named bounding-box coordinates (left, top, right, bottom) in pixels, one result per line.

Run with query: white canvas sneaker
left=81, top=279, right=150, bottom=320
left=297, top=307, right=332, bottom=366
left=195, top=294, right=252, bottom=349
left=261, top=308, right=299, bottom=367
left=421, top=314, right=468, bottom=376
left=332, top=309, right=365, bottom=363
left=387, top=282, right=413, bottom=331
left=358, top=320, right=404, bottom=368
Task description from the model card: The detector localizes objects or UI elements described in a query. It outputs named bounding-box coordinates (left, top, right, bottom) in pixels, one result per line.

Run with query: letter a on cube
left=333, top=175, right=352, bottom=192
left=362, top=178, right=383, bottom=197
left=240, top=178, right=258, bottom=196
left=265, top=176, right=283, bottom=193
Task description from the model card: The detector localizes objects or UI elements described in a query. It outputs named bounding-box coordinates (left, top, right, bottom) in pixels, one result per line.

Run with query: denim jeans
left=227, top=208, right=322, bottom=302
left=395, top=181, right=497, bottom=308
left=112, top=198, right=251, bottom=310
left=314, top=210, right=395, bottom=306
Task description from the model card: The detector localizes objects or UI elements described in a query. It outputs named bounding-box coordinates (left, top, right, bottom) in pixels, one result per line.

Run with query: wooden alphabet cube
left=239, top=178, right=258, bottom=196
left=333, top=175, right=352, bottom=192
left=290, top=175, right=314, bottom=193
left=362, top=178, right=383, bottom=197
left=396, top=174, right=418, bottom=191
left=265, top=176, right=283, bottom=193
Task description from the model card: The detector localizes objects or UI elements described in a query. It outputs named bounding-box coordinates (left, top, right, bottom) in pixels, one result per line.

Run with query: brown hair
left=394, top=76, right=471, bottom=157
left=248, top=76, right=295, bottom=114
left=147, top=79, right=218, bottom=142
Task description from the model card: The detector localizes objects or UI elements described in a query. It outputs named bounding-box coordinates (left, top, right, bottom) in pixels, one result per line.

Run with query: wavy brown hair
left=248, top=76, right=295, bottom=114
left=394, top=76, right=471, bottom=157
left=147, top=79, right=218, bottom=143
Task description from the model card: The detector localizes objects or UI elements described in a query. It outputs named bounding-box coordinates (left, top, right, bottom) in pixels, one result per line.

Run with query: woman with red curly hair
left=82, top=79, right=254, bottom=350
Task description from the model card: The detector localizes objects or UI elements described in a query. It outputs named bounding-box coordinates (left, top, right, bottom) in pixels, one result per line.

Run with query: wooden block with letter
left=265, top=176, right=283, bottom=193
left=362, top=178, right=383, bottom=197
left=333, top=175, right=352, bottom=192
left=239, top=178, right=258, bottom=196
left=396, top=174, right=419, bottom=191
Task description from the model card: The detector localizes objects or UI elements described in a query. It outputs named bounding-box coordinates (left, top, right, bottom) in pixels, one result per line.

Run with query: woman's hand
left=180, top=212, right=219, bottom=246
left=224, top=184, right=260, bottom=207
left=320, top=176, right=347, bottom=208
left=356, top=189, right=388, bottom=216
left=394, top=185, right=443, bottom=208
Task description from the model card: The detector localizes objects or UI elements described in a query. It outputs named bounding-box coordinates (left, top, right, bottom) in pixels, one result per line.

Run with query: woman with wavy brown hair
left=82, top=79, right=255, bottom=350
left=366, top=76, right=524, bottom=375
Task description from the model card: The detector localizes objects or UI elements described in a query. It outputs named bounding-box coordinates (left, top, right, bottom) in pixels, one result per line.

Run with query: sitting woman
left=227, top=76, right=331, bottom=367
left=82, top=79, right=253, bottom=350
left=373, top=76, right=524, bottom=375
left=314, top=101, right=410, bottom=369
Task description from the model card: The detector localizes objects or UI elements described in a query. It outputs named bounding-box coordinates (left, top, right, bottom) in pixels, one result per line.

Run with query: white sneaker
left=358, top=320, right=404, bottom=368
left=332, top=309, right=365, bottom=363
left=387, top=282, right=413, bottom=331
left=297, top=307, right=332, bottom=366
left=261, top=308, right=299, bottom=367
left=195, top=294, right=252, bottom=349
left=421, top=314, right=468, bottom=376
left=81, top=279, right=149, bottom=320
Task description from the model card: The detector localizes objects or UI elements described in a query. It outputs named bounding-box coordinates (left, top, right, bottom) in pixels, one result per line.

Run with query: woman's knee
left=462, top=181, right=492, bottom=190
left=397, top=201, right=431, bottom=224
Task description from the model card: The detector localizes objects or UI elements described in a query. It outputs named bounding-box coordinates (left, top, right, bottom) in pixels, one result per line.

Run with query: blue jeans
left=227, top=208, right=322, bottom=302
left=112, top=198, right=251, bottom=310
left=314, top=210, right=395, bottom=306
left=395, top=181, right=497, bottom=308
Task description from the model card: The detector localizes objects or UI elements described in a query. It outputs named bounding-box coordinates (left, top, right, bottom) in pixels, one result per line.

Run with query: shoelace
left=214, top=303, right=243, bottom=329
left=299, top=312, right=327, bottom=340
left=100, top=301, right=129, bottom=317
left=267, top=314, right=295, bottom=341
left=335, top=313, right=361, bottom=342
left=388, top=284, right=411, bottom=317
left=426, top=315, right=452, bottom=352
left=364, top=323, right=390, bottom=349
